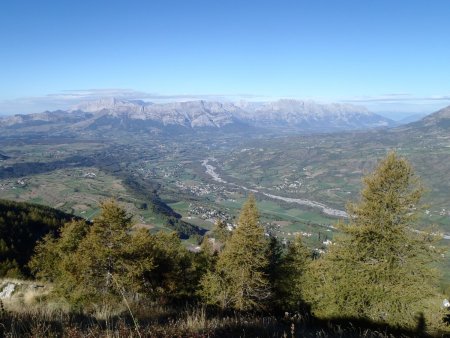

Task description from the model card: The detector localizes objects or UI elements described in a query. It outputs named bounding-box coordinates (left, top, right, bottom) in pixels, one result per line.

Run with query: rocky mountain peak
left=0, top=98, right=395, bottom=134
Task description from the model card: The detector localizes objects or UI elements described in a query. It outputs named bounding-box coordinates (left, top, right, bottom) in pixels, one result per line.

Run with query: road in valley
left=202, top=158, right=450, bottom=240
left=202, top=158, right=348, bottom=218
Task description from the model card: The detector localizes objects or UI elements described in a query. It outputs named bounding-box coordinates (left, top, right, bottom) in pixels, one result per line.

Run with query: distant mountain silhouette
left=0, top=99, right=394, bottom=137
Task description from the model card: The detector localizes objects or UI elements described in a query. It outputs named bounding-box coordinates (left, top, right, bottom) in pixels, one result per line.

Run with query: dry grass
left=0, top=305, right=445, bottom=338
left=182, top=306, right=208, bottom=331
left=92, top=301, right=126, bottom=321
left=1, top=279, right=448, bottom=337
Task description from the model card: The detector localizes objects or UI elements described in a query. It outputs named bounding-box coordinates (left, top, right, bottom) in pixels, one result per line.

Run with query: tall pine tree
left=305, top=151, right=445, bottom=329
left=201, top=194, right=271, bottom=311
left=274, top=235, right=311, bottom=311
left=31, top=201, right=155, bottom=307
left=31, top=200, right=207, bottom=308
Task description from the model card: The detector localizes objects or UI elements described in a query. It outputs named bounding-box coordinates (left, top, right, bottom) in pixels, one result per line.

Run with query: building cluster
left=0, top=178, right=28, bottom=191
left=188, top=204, right=232, bottom=223
left=175, top=181, right=226, bottom=197
left=272, top=177, right=303, bottom=192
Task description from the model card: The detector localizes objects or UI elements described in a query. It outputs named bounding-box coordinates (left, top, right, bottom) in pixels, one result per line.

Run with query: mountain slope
left=235, top=99, right=392, bottom=132
left=0, top=199, right=81, bottom=277
left=0, top=99, right=394, bottom=136
left=406, top=105, right=450, bottom=130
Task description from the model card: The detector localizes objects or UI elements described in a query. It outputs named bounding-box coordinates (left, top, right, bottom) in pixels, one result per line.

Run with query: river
left=202, top=158, right=348, bottom=218
left=201, top=158, right=450, bottom=240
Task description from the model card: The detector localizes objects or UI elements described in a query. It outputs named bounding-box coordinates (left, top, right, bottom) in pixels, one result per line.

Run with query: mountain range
left=406, top=105, right=450, bottom=131
left=0, top=98, right=395, bottom=136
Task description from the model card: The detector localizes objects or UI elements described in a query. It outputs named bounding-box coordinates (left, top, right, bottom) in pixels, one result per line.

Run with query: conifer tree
left=142, top=230, right=199, bottom=301
left=201, top=194, right=271, bottom=311
left=74, top=200, right=134, bottom=297
left=305, top=151, right=445, bottom=328
left=29, top=219, right=89, bottom=289
left=31, top=201, right=206, bottom=307
left=275, top=235, right=311, bottom=311
left=31, top=201, right=155, bottom=307
left=211, top=219, right=230, bottom=246
left=194, top=235, right=217, bottom=274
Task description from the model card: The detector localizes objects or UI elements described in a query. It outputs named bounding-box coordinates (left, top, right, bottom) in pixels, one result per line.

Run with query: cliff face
left=0, top=98, right=394, bottom=134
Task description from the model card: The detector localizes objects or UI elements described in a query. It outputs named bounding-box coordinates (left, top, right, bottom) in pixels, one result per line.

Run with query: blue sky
left=1, top=0, right=449, bottom=117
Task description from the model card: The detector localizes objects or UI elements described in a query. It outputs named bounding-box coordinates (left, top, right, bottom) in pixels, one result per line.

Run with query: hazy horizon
left=0, top=93, right=447, bottom=121
left=1, top=1, right=449, bottom=118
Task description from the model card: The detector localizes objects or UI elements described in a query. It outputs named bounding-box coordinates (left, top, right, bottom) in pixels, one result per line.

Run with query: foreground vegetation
left=2, top=301, right=446, bottom=337
left=1, top=152, right=449, bottom=336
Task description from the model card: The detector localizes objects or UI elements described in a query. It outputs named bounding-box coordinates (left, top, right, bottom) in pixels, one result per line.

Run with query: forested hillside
left=0, top=199, right=79, bottom=277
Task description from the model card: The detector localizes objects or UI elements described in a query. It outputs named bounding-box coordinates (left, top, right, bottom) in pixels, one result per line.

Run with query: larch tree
left=211, top=219, right=230, bottom=247
left=305, top=151, right=445, bottom=329
left=29, top=219, right=90, bottom=300
left=72, top=200, right=138, bottom=304
left=274, top=235, right=311, bottom=311
left=200, top=194, right=272, bottom=311
left=31, top=200, right=155, bottom=307
left=31, top=200, right=207, bottom=307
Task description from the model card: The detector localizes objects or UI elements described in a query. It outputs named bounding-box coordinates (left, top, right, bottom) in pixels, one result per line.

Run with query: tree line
left=0, top=199, right=79, bottom=277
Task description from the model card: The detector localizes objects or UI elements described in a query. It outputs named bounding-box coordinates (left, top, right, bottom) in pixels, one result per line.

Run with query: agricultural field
left=209, top=130, right=450, bottom=232
left=0, top=166, right=172, bottom=229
